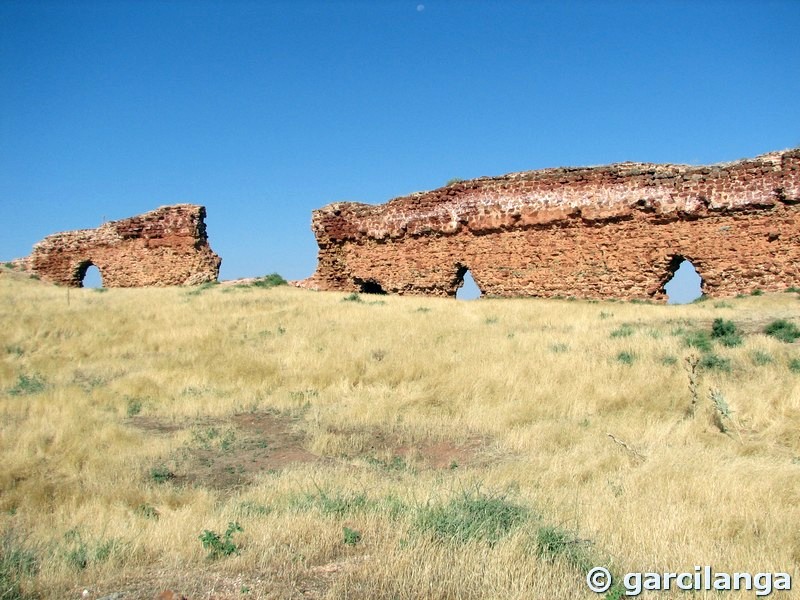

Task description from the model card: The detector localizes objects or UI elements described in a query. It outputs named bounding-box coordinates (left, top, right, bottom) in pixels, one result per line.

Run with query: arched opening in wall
left=663, top=256, right=702, bottom=304
left=77, top=261, right=103, bottom=289
left=455, top=266, right=481, bottom=300
left=355, top=278, right=387, bottom=294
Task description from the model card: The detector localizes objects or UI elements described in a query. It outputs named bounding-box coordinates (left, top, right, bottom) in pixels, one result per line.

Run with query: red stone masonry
left=21, top=204, right=221, bottom=287
left=300, top=149, right=800, bottom=300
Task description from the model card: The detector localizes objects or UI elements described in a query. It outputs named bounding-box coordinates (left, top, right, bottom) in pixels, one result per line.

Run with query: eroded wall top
left=24, top=204, right=221, bottom=287
left=303, top=149, right=800, bottom=300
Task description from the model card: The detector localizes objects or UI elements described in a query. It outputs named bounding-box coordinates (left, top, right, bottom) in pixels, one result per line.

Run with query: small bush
left=616, top=351, right=636, bottom=365
left=342, top=292, right=363, bottom=303
left=199, top=522, right=243, bottom=559
left=342, top=527, right=361, bottom=546
left=764, top=319, right=800, bottom=343
left=610, top=325, right=634, bottom=338
left=125, top=397, right=143, bottom=417
left=0, top=531, right=37, bottom=600
left=683, top=331, right=713, bottom=353
left=414, top=490, right=527, bottom=545
left=789, top=358, right=800, bottom=373
left=698, top=353, right=731, bottom=373
left=751, top=350, right=773, bottom=366
left=535, top=524, right=593, bottom=572
left=252, top=273, right=287, bottom=288
left=446, top=178, right=464, bottom=186
left=149, top=465, right=175, bottom=484
left=785, top=286, right=800, bottom=293
left=135, top=504, right=159, bottom=520
left=7, top=374, right=45, bottom=397
left=661, top=355, right=678, bottom=366
left=711, top=318, right=742, bottom=347
left=751, top=289, right=764, bottom=296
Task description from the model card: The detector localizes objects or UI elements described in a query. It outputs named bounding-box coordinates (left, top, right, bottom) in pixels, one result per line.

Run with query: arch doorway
left=77, top=261, right=103, bottom=289
left=664, top=257, right=702, bottom=304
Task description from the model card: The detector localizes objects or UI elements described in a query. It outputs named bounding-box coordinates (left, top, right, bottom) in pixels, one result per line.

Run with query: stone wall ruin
left=20, top=204, right=221, bottom=287
left=300, top=149, right=800, bottom=301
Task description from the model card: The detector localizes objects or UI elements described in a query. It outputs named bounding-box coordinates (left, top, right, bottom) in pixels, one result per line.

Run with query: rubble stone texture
left=300, top=149, right=800, bottom=301
left=24, top=204, right=221, bottom=287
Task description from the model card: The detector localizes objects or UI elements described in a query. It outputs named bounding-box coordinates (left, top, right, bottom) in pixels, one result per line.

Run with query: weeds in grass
left=414, top=490, right=527, bottom=545
left=236, top=501, right=271, bottom=518
left=713, top=301, right=733, bottom=308
left=252, top=273, right=287, bottom=288
left=185, top=281, right=218, bottom=296
left=135, top=504, right=159, bottom=520
left=610, top=325, right=633, bottom=338
left=4, top=345, right=23, bottom=357
left=548, top=343, right=569, bottom=353
left=751, top=289, right=764, bottom=296
left=684, top=354, right=700, bottom=416
left=342, top=527, right=362, bottom=546
left=683, top=331, right=713, bottom=353
left=7, top=374, right=45, bottom=397
left=751, top=350, right=773, bottom=366
left=764, top=319, right=800, bottom=343
left=0, top=531, right=37, bottom=600
left=535, top=524, right=592, bottom=570
left=149, top=465, right=175, bottom=484
left=343, top=292, right=363, bottom=303
left=125, top=396, right=143, bottom=417
left=785, top=286, right=800, bottom=293
left=616, top=351, right=635, bottom=365
left=199, top=522, right=243, bottom=559
left=789, top=358, right=800, bottom=373
left=711, top=318, right=742, bottom=347
left=698, top=353, right=731, bottom=373
left=709, top=388, right=734, bottom=435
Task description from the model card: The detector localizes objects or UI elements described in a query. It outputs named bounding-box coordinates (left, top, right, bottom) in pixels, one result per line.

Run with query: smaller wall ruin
left=20, top=204, right=221, bottom=287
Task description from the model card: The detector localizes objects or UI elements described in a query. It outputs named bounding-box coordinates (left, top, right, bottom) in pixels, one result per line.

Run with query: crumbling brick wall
left=300, top=149, right=800, bottom=300
left=23, top=204, right=221, bottom=287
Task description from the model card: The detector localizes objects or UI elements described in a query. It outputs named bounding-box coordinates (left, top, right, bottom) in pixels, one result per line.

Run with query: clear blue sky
left=2, top=1, right=798, bottom=298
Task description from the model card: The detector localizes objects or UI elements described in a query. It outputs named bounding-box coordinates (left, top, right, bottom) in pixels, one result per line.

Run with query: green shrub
left=0, top=531, right=37, bottom=600
left=610, top=325, right=634, bottom=338
left=683, top=331, right=713, bottom=353
left=149, top=465, right=175, bottom=484
left=698, top=353, right=731, bottom=373
left=414, top=490, right=527, bottom=545
left=751, top=289, right=764, bottom=296
left=7, top=374, right=45, bottom=397
left=252, top=273, right=287, bottom=288
left=342, top=527, right=361, bottom=546
left=199, top=522, right=243, bottom=559
left=342, top=292, right=363, bottom=303
left=446, top=178, right=464, bottom=186
left=616, top=351, right=636, bottom=365
left=711, top=318, right=742, bottom=347
left=789, top=358, right=800, bottom=373
left=535, top=524, right=593, bottom=571
left=125, top=396, right=143, bottom=417
left=751, top=350, right=773, bottom=366
left=764, top=319, right=800, bottom=343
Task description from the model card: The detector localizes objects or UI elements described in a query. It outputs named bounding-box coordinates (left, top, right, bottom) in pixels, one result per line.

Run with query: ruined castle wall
left=26, top=204, right=221, bottom=287
left=302, top=149, right=800, bottom=300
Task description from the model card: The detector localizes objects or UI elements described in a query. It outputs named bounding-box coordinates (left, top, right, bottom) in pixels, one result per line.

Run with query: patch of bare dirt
left=129, top=412, right=490, bottom=492
left=129, top=411, right=320, bottom=490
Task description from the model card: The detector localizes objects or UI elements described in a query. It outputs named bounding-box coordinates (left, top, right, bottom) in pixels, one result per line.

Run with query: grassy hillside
left=1, top=268, right=799, bottom=599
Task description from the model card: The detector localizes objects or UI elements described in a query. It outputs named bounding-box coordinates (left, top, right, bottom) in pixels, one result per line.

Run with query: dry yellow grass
left=1, top=267, right=799, bottom=599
